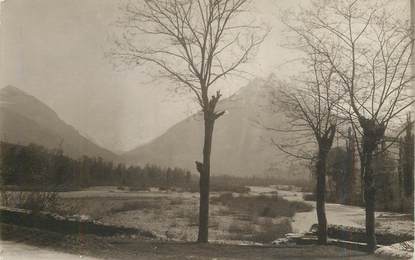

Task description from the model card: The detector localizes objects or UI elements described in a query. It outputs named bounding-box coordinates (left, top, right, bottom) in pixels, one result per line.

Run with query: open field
left=62, top=187, right=311, bottom=243
left=0, top=186, right=313, bottom=244
left=2, top=185, right=413, bottom=245
left=1, top=185, right=413, bottom=259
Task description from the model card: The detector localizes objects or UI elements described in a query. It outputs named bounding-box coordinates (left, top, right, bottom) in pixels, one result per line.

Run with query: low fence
left=0, top=207, right=156, bottom=238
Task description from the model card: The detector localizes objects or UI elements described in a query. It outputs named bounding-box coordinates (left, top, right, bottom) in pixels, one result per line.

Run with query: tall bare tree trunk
left=411, top=0, right=415, bottom=98
left=316, top=149, right=328, bottom=244
left=362, top=144, right=377, bottom=252
left=358, top=118, right=386, bottom=253
left=197, top=114, right=215, bottom=243
left=360, top=119, right=383, bottom=253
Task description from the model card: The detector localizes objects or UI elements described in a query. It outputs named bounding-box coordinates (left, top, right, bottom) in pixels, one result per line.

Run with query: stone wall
left=0, top=207, right=156, bottom=238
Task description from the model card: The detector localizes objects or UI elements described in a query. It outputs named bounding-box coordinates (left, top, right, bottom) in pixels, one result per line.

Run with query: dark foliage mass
left=326, top=147, right=355, bottom=205
left=212, top=193, right=312, bottom=218
left=0, top=142, right=191, bottom=191
left=0, top=142, right=312, bottom=193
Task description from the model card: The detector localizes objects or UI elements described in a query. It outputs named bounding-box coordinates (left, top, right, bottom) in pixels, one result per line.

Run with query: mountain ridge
left=122, top=77, right=309, bottom=178
left=0, top=85, right=117, bottom=161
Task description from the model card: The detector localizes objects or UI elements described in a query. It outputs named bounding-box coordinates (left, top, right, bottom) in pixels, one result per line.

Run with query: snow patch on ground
left=271, top=189, right=414, bottom=236
left=375, top=240, right=414, bottom=259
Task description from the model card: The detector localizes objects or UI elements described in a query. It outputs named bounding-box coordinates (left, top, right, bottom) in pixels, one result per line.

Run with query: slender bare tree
left=111, top=0, right=266, bottom=243
left=286, top=0, right=414, bottom=252
left=265, top=52, right=342, bottom=244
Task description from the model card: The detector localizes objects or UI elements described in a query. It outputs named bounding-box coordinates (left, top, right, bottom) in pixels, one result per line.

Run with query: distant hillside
left=0, top=86, right=117, bottom=161
left=123, top=77, right=311, bottom=178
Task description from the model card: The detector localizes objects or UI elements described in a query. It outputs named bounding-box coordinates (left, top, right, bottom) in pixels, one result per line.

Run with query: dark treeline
left=0, top=142, right=191, bottom=190
left=0, top=142, right=311, bottom=193
left=324, top=122, right=414, bottom=213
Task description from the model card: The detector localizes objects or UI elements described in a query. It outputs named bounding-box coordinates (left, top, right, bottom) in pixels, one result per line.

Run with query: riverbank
left=276, top=190, right=414, bottom=236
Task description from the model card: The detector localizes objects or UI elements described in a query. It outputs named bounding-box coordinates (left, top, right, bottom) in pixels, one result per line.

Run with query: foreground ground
left=1, top=241, right=99, bottom=260
left=56, top=186, right=415, bottom=241
left=0, top=224, right=385, bottom=260
left=1, top=186, right=413, bottom=244
left=3, top=186, right=314, bottom=243
left=1, top=186, right=412, bottom=258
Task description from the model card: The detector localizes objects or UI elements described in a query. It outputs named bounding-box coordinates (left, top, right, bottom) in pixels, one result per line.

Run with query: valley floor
left=1, top=186, right=413, bottom=259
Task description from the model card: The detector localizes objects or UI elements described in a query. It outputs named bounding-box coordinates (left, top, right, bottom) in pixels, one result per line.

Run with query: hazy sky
left=1, top=0, right=406, bottom=152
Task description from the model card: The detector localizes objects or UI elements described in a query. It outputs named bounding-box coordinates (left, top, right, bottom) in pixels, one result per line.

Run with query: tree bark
left=362, top=146, right=377, bottom=252
left=359, top=118, right=384, bottom=253
left=197, top=114, right=215, bottom=243
left=316, top=148, right=328, bottom=244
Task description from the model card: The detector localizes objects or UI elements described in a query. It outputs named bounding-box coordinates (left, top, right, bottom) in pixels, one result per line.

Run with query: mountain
left=0, top=86, right=117, bottom=161
left=123, top=77, right=310, bottom=178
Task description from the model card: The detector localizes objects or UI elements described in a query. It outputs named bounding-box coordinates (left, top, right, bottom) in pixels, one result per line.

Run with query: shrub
left=302, top=193, right=315, bottom=201
left=187, top=209, right=199, bottom=226
left=212, top=194, right=312, bottom=218
left=211, top=184, right=250, bottom=193
left=169, top=198, right=183, bottom=206
left=54, top=201, right=80, bottom=217
left=0, top=190, right=12, bottom=207
left=13, top=192, right=58, bottom=214
left=109, top=200, right=160, bottom=214
left=187, top=182, right=249, bottom=193
left=250, top=218, right=292, bottom=243
left=129, top=185, right=148, bottom=192
left=227, top=218, right=292, bottom=243
left=228, top=221, right=256, bottom=234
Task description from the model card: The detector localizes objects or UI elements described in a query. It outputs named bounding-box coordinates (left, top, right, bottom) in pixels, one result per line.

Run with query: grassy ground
left=1, top=187, right=313, bottom=244
left=0, top=223, right=385, bottom=260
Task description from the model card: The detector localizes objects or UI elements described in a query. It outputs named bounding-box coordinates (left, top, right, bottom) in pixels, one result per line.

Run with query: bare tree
left=111, top=0, right=266, bottom=243
left=266, top=52, right=342, bottom=244
left=287, top=0, right=414, bottom=252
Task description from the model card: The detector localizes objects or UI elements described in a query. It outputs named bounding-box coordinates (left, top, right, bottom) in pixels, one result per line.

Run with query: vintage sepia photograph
left=0, top=0, right=414, bottom=259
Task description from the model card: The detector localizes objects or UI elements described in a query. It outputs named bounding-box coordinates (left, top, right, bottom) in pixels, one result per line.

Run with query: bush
left=227, top=218, right=292, bottom=243
left=214, top=192, right=234, bottom=202
left=187, top=182, right=250, bottom=194
left=6, top=192, right=59, bottom=214
left=0, top=190, right=12, bottom=207
left=228, top=221, right=256, bottom=234
left=210, top=184, right=250, bottom=193
left=302, top=193, right=315, bottom=201
left=169, top=198, right=182, bottom=206
left=128, top=185, right=148, bottom=192
left=250, top=218, right=292, bottom=243
left=212, top=194, right=312, bottom=218
left=109, top=200, right=160, bottom=214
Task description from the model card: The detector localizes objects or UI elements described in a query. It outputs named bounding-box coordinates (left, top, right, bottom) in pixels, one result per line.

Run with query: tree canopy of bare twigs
left=283, top=0, right=414, bottom=252
left=275, top=58, right=343, bottom=157
left=112, top=0, right=267, bottom=107
left=268, top=50, right=344, bottom=244
left=110, top=0, right=267, bottom=243
left=286, top=0, right=414, bottom=142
